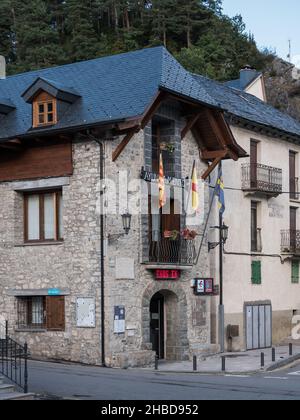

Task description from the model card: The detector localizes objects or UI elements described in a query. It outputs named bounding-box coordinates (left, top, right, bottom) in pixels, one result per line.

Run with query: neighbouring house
left=209, top=69, right=300, bottom=351
left=0, top=47, right=300, bottom=367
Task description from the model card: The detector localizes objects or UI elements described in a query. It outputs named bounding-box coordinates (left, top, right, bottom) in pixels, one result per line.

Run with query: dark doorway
left=150, top=292, right=165, bottom=359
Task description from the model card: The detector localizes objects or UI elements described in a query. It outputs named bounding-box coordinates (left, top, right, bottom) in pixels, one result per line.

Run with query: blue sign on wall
left=48, top=288, right=61, bottom=296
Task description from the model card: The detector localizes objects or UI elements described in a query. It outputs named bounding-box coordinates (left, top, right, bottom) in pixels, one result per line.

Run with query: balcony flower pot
left=164, top=230, right=180, bottom=241
left=160, top=143, right=175, bottom=153
left=182, top=229, right=197, bottom=240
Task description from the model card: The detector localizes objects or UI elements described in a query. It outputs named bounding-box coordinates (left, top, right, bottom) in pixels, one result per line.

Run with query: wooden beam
left=112, top=90, right=166, bottom=162
left=201, top=149, right=230, bottom=160
left=201, top=154, right=226, bottom=180
left=141, top=91, right=166, bottom=129
left=0, top=138, right=23, bottom=151
left=112, top=126, right=140, bottom=162
left=116, top=118, right=143, bottom=132
left=181, top=113, right=202, bottom=140
left=205, top=109, right=238, bottom=161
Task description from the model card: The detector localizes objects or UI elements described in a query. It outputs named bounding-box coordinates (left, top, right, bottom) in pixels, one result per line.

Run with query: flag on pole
left=191, top=162, right=199, bottom=211
left=158, top=152, right=166, bottom=208
left=216, top=165, right=225, bottom=215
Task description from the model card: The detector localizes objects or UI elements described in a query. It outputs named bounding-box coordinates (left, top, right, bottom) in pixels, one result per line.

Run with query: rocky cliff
left=264, top=58, right=300, bottom=122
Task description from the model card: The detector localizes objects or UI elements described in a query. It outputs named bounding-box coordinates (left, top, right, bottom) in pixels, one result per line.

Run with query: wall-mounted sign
left=76, top=298, right=96, bottom=328
left=155, top=269, right=180, bottom=280
left=114, top=306, right=125, bottom=334
left=141, top=168, right=185, bottom=188
left=48, top=288, right=61, bottom=296
left=193, top=278, right=214, bottom=296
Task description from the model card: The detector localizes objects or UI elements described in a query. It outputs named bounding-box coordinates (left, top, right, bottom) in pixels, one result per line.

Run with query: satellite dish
left=0, top=56, right=6, bottom=79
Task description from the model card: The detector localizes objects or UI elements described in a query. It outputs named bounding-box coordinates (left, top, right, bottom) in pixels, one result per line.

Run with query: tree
left=12, top=0, right=66, bottom=72
left=0, top=0, right=15, bottom=63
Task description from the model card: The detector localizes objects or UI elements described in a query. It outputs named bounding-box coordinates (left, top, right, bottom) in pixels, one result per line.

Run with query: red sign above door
left=155, top=270, right=180, bottom=280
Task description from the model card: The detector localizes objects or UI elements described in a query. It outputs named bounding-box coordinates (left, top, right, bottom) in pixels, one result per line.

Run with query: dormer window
left=33, top=93, right=57, bottom=128
left=22, top=77, right=81, bottom=130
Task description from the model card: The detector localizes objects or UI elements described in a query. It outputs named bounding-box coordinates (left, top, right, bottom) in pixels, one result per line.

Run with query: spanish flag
left=191, top=162, right=199, bottom=211
left=159, top=153, right=166, bottom=208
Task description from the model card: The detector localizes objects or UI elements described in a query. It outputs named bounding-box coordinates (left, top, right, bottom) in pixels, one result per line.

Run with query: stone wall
left=0, top=138, right=103, bottom=365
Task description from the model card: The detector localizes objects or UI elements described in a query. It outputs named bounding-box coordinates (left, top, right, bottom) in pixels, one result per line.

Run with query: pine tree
left=0, top=0, right=15, bottom=63
left=12, top=0, right=66, bottom=72
left=64, top=0, right=100, bottom=62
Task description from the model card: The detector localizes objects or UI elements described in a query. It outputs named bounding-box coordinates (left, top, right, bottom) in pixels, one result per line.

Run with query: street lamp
left=122, top=211, right=132, bottom=235
left=208, top=224, right=229, bottom=252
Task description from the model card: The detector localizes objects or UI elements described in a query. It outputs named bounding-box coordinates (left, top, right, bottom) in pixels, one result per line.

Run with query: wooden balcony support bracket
left=112, top=125, right=141, bottom=162
left=181, top=113, right=202, bottom=140
left=205, top=109, right=239, bottom=161
left=112, top=90, right=166, bottom=162
left=201, top=152, right=227, bottom=180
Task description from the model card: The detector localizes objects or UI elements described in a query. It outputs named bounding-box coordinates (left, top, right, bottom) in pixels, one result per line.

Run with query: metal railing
left=281, top=230, right=300, bottom=254
left=148, top=238, right=196, bottom=265
left=242, top=163, right=282, bottom=194
left=0, top=320, right=28, bottom=393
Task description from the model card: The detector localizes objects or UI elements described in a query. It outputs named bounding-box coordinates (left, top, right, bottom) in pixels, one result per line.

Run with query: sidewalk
left=145, top=346, right=300, bottom=374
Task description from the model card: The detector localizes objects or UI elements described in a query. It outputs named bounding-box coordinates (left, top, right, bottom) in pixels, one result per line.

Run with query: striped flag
left=216, top=165, right=225, bottom=215
left=158, top=153, right=166, bottom=208
left=191, top=162, right=199, bottom=211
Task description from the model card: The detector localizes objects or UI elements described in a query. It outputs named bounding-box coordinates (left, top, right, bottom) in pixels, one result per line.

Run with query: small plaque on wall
left=76, top=298, right=96, bottom=328
left=114, top=306, right=125, bottom=334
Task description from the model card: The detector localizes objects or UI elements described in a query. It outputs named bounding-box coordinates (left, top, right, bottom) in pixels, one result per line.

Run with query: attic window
left=33, top=92, right=57, bottom=128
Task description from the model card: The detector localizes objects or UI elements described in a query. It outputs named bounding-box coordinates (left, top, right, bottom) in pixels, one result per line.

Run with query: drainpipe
left=86, top=132, right=106, bottom=367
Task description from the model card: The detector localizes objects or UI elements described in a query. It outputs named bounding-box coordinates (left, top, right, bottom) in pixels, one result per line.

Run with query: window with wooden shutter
left=46, top=296, right=65, bottom=331
left=251, top=261, right=262, bottom=285
left=292, top=261, right=299, bottom=284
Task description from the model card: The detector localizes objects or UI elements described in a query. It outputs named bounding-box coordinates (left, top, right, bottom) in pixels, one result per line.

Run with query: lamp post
left=122, top=211, right=132, bottom=235
left=208, top=222, right=229, bottom=353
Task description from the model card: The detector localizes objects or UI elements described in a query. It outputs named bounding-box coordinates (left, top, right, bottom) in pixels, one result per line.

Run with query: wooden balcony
left=281, top=230, right=300, bottom=255
left=242, top=163, right=282, bottom=197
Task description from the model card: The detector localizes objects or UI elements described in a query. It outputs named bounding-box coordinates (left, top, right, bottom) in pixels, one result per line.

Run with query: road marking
left=288, top=371, right=300, bottom=376
left=225, top=375, right=250, bottom=378
left=263, top=377, right=288, bottom=380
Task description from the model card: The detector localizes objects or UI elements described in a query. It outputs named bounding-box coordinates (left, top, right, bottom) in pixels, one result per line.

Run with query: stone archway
left=142, top=281, right=189, bottom=361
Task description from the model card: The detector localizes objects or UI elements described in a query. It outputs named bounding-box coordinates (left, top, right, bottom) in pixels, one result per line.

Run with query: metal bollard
left=272, top=347, right=276, bottom=362
left=221, top=356, right=226, bottom=372
left=289, top=343, right=293, bottom=357
left=155, top=355, right=159, bottom=371
left=193, top=355, right=197, bottom=372
left=261, top=352, right=265, bottom=368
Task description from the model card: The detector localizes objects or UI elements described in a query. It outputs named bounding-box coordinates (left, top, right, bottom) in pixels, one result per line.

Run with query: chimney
left=0, top=55, right=6, bottom=79
left=240, top=65, right=257, bottom=87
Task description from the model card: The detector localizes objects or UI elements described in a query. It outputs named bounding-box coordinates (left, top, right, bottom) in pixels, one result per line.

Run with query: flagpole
left=184, top=160, right=196, bottom=216
left=218, top=162, right=225, bottom=353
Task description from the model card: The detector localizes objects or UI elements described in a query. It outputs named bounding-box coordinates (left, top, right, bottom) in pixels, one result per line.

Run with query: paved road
left=26, top=360, right=300, bottom=400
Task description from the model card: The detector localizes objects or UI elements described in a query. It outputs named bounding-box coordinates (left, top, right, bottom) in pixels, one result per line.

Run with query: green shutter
left=251, top=261, right=262, bottom=285
left=292, top=261, right=299, bottom=284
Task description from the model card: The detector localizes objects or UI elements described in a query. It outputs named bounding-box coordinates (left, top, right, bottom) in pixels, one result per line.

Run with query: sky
left=222, top=0, right=300, bottom=64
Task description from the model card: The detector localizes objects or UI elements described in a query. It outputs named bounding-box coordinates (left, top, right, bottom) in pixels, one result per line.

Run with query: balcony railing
left=148, top=238, right=196, bottom=266
left=242, top=163, right=282, bottom=195
left=281, top=230, right=300, bottom=254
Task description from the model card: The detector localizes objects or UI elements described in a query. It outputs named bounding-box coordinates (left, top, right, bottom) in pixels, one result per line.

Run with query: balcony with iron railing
left=281, top=230, right=300, bottom=255
left=242, top=163, right=283, bottom=196
left=144, top=228, right=198, bottom=268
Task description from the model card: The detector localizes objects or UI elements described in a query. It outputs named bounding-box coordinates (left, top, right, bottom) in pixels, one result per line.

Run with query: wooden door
left=250, top=140, right=258, bottom=188
left=290, top=207, right=297, bottom=250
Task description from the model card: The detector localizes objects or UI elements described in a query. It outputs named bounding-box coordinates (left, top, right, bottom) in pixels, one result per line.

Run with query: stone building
left=2, top=47, right=300, bottom=367
left=0, top=47, right=246, bottom=367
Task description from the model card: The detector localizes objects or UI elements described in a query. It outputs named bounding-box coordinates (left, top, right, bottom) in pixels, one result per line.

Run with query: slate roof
left=0, top=46, right=219, bottom=141
left=0, top=46, right=300, bottom=142
left=192, top=74, right=300, bottom=138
